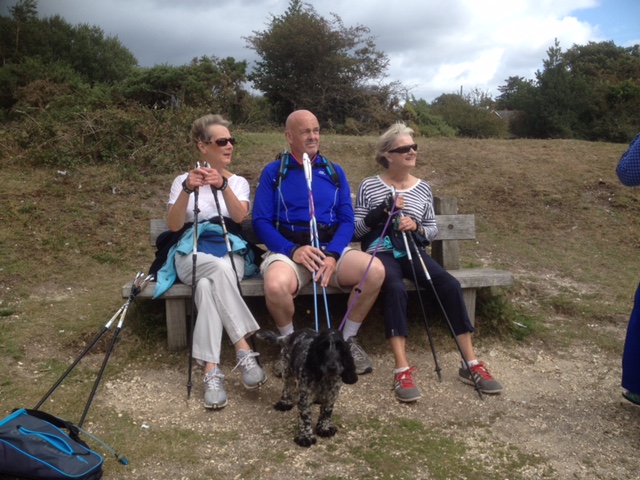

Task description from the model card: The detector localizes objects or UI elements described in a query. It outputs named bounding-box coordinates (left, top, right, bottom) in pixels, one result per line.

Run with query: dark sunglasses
left=388, top=143, right=418, bottom=154
left=204, top=137, right=236, bottom=147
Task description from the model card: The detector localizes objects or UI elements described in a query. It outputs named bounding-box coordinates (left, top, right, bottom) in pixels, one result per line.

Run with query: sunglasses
left=388, top=143, right=418, bottom=154
left=204, top=137, right=236, bottom=147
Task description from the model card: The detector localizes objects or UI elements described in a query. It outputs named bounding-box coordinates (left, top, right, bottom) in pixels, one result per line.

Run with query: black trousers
left=377, top=250, right=474, bottom=339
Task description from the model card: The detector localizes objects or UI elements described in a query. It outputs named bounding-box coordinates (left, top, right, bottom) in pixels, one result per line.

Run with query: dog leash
left=338, top=197, right=399, bottom=331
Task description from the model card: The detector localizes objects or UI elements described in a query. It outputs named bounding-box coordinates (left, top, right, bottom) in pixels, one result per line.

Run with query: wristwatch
left=182, top=179, right=194, bottom=194
left=217, top=176, right=228, bottom=192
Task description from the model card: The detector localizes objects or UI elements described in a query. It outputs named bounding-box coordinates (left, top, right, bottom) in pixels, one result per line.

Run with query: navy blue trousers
left=377, top=250, right=474, bottom=339
left=622, top=282, right=640, bottom=394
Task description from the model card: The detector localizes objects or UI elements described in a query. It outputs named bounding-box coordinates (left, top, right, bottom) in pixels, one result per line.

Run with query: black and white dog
left=257, top=328, right=358, bottom=447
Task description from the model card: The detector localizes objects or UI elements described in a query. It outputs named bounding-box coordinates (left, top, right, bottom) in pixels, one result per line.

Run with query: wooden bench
left=123, top=196, right=514, bottom=349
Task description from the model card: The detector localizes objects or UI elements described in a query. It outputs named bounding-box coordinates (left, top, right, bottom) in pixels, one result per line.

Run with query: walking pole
left=393, top=187, right=442, bottom=381
left=302, top=153, right=331, bottom=330
left=34, top=304, right=124, bottom=410
left=187, top=164, right=201, bottom=398
left=404, top=222, right=484, bottom=400
left=34, top=271, right=148, bottom=410
left=79, top=272, right=153, bottom=427
left=339, top=197, right=399, bottom=331
left=209, top=170, right=259, bottom=361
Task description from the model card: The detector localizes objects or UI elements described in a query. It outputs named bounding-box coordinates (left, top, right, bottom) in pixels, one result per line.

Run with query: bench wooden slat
left=149, top=215, right=476, bottom=247
left=131, top=196, right=514, bottom=350
left=123, top=268, right=513, bottom=351
left=123, top=267, right=513, bottom=300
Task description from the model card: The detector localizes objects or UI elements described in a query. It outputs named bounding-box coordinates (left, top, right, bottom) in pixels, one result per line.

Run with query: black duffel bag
left=0, top=408, right=103, bottom=480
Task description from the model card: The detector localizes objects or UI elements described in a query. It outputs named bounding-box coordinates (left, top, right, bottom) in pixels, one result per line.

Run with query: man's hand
left=291, top=245, right=336, bottom=286
left=315, top=256, right=337, bottom=288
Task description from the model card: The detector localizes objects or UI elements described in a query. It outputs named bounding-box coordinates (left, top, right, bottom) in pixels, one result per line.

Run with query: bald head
left=285, top=110, right=320, bottom=159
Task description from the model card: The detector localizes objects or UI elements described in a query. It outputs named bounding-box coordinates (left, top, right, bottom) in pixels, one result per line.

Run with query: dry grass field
left=1, top=133, right=639, bottom=479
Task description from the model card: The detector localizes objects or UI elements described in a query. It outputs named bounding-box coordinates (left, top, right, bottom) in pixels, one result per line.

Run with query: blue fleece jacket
left=153, top=222, right=255, bottom=299
left=617, top=133, right=640, bottom=187
left=252, top=153, right=354, bottom=257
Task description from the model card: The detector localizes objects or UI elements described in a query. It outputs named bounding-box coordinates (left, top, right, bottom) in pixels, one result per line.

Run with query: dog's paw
left=274, top=400, right=293, bottom=411
left=295, top=434, right=317, bottom=447
left=316, top=422, right=338, bottom=438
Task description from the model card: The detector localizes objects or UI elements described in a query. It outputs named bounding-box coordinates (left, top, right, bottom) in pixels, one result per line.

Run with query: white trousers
left=175, top=252, right=259, bottom=365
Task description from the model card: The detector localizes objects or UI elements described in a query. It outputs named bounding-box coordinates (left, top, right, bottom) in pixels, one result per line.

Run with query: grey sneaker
left=459, top=361, right=503, bottom=394
left=393, top=366, right=422, bottom=403
left=233, top=350, right=267, bottom=389
left=203, top=368, right=227, bottom=409
left=347, top=336, right=373, bottom=375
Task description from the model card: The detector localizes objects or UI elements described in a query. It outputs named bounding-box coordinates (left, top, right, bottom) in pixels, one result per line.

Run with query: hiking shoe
left=623, top=390, right=640, bottom=406
left=459, top=361, right=503, bottom=394
left=203, top=368, right=228, bottom=409
left=233, top=350, right=267, bottom=389
left=347, top=336, right=373, bottom=375
left=393, top=366, right=422, bottom=403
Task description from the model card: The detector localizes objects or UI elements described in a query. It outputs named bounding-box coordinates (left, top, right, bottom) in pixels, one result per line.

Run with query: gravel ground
left=100, top=326, right=640, bottom=480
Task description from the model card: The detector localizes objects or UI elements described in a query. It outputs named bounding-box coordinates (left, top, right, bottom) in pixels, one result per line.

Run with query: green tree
left=401, top=96, right=456, bottom=137
left=563, top=41, right=640, bottom=141
left=244, top=0, right=399, bottom=126
left=5, top=0, right=38, bottom=62
left=121, top=56, right=250, bottom=122
left=0, top=1, right=137, bottom=113
left=495, top=76, right=536, bottom=110
left=431, top=93, right=507, bottom=138
left=496, top=40, right=640, bottom=141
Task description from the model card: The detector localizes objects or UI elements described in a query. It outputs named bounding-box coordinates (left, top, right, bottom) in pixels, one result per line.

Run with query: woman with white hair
left=354, top=122, right=503, bottom=402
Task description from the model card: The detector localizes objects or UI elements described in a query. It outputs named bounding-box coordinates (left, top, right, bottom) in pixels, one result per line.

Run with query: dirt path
left=101, top=329, right=640, bottom=479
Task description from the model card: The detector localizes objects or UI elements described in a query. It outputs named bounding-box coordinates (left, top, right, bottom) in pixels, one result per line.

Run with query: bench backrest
left=150, top=196, right=470, bottom=270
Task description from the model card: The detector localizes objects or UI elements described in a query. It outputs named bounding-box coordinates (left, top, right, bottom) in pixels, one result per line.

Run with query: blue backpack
left=0, top=409, right=104, bottom=479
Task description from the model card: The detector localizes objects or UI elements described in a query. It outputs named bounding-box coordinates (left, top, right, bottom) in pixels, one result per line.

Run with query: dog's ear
left=339, top=338, right=358, bottom=385
left=305, top=335, right=326, bottom=382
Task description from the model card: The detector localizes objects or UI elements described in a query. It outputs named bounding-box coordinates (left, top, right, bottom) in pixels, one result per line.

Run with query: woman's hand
left=185, top=166, right=208, bottom=190
left=396, top=216, right=418, bottom=232
left=201, top=166, right=226, bottom=189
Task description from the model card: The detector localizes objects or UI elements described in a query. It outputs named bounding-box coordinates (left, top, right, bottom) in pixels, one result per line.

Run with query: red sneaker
left=393, top=366, right=422, bottom=402
left=459, top=361, right=503, bottom=394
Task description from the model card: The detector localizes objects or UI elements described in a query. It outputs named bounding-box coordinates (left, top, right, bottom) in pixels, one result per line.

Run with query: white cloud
left=3, top=0, right=631, bottom=101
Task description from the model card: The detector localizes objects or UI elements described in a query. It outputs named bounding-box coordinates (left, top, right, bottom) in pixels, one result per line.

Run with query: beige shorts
left=260, top=247, right=355, bottom=296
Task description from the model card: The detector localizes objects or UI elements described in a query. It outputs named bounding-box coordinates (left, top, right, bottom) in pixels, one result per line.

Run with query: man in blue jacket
left=252, top=110, right=384, bottom=375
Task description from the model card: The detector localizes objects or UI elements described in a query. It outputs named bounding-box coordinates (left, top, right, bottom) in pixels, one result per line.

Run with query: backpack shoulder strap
left=273, top=152, right=290, bottom=190
left=273, top=152, right=340, bottom=188
left=315, top=155, right=340, bottom=188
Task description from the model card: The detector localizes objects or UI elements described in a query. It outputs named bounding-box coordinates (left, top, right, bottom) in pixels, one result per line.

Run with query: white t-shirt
left=167, top=172, right=251, bottom=222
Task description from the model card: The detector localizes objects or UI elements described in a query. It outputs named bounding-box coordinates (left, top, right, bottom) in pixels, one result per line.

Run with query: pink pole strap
left=339, top=199, right=399, bottom=331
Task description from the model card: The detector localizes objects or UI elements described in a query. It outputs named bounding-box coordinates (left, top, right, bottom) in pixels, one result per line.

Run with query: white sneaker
left=233, top=350, right=267, bottom=389
left=203, top=368, right=227, bottom=409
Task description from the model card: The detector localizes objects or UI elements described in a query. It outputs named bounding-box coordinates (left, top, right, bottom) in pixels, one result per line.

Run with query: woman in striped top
left=354, top=122, right=503, bottom=402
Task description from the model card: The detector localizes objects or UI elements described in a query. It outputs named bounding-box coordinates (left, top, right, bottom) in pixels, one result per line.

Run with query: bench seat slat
left=122, top=267, right=513, bottom=299
left=149, top=215, right=476, bottom=246
left=134, top=201, right=514, bottom=350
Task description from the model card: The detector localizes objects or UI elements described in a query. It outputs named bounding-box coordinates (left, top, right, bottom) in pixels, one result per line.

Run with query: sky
left=2, top=0, right=639, bottom=101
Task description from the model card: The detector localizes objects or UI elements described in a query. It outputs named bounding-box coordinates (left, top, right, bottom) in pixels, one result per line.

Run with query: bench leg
left=462, top=288, right=476, bottom=327
left=165, top=298, right=188, bottom=350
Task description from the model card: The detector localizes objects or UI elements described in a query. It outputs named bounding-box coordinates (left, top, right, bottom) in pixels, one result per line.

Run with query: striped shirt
left=354, top=175, right=438, bottom=253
